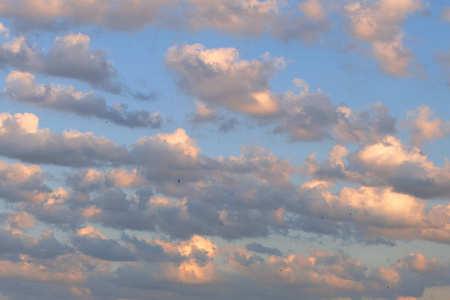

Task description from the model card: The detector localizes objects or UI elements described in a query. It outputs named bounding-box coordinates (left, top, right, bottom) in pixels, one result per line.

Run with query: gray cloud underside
left=0, top=34, right=121, bottom=93
left=4, top=72, right=163, bottom=129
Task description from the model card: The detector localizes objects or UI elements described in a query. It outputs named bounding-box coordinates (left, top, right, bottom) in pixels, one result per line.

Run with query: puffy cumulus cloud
left=28, top=138, right=298, bottom=239
left=275, top=92, right=337, bottom=141
left=165, top=43, right=283, bottom=117
left=186, top=100, right=219, bottom=124
left=292, top=180, right=450, bottom=244
left=226, top=249, right=450, bottom=299
left=220, top=145, right=297, bottom=188
left=0, top=231, right=449, bottom=300
left=167, top=47, right=397, bottom=142
left=66, top=168, right=145, bottom=192
left=0, top=112, right=131, bottom=167
left=0, top=32, right=122, bottom=93
left=85, top=187, right=272, bottom=240
left=333, top=103, right=397, bottom=143
left=268, top=0, right=330, bottom=44
left=275, top=82, right=396, bottom=142
left=371, top=253, right=450, bottom=298
left=226, top=248, right=367, bottom=293
left=73, top=225, right=217, bottom=270
left=1, top=211, right=36, bottom=230
left=4, top=71, right=163, bottom=128
left=181, top=0, right=279, bottom=35
left=305, top=136, right=450, bottom=199
left=73, top=226, right=137, bottom=262
left=21, top=187, right=96, bottom=229
left=186, top=101, right=239, bottom=133
left=0, top=161, right=51, bottom=203
left=5, top=125, right=449, bottom=244
left=131, top=128, right=214, bottom=186
left=298, top=0, right=326, bottom=22
left=403, top=105, right=450, bottom=146
left=344, top=0, right=423, bottom=76
left=44, top=33, right=118, bottom=91
left=156, top=234, right=219, bottom=284
left=0, top=226, right=69, bottom=259
left=223, top=248, right=450, bottom=299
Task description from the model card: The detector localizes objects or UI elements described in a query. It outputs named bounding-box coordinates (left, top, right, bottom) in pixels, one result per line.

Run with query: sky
left=0, top=0, right=449, bottom=299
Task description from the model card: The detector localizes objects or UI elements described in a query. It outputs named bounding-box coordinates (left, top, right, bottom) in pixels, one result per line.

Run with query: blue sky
left=0, top=0, right=449, bottom=299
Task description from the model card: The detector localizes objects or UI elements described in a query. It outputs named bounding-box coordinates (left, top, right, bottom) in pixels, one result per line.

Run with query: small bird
left=178, top=179, right=180, bottom=183
left=321, top=217, right=323, bottom=219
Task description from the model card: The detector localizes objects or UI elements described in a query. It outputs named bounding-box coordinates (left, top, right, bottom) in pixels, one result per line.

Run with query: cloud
left=1, top=211, right=36, bottom=230
left=305, top=136, right=450, bottom=199
left=180, top=0, right=279, bottom=35
left=5, top=125, right=448, bottom=244
left=298, top=0, right=327, bottom=22
left=0, top=161, right=51, bottom=203
left=66, top=168, right=145, bottom=192
left=186, top=101, right=239, bottom=133
left=0, top=0, right=173, bottom=31
left=245, top=242, right=283, bottom=256
left=73, top=226, right=136, bottom=262
left=403, top=105, right=450, bottom=146
left=0, top=112, right=131, bottom=167
left=130, top=128, right=214, bottom=186
left=275, top=83, right=396, bottom=142
left=22, top=132, right=298, bottom=239
left=275, top=92, right=337, bottom=141
left=0, top=32, right=122, bottom=93
left=0, top=226, right=69, bottom=259
left=156, top=234, right=219, bottom=284
left=0, top=1, right=330, bottom=44
left=442, top=7, right=450, bottom=22
left=165, top=43, right=284, bottom=117
left=4, top=71, right=163, bottom=128
left=168, top=45, right=396, bottom=143
left=344, top=0, right=423, bottom=77
left=222, top=248, right=450, bottom=299
left=44, top=33, right=120, bottom=92
left=186, top=101, right=219, bottom=124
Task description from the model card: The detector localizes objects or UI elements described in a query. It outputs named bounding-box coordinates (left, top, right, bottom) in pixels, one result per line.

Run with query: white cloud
left=305, top=136, right=450, bottom=199
left=165, top=43, right=283, bottom=117
left=404, top=105, right=450, bottom=146
left=0, top=31, right=122, bottom=93
left=0, top=112, right=131, bottom=167
left=344, top=0, right=423, bottom=76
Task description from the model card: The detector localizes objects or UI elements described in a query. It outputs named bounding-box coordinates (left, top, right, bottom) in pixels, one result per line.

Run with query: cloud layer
left=0, top=1, right=448, bottom=300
